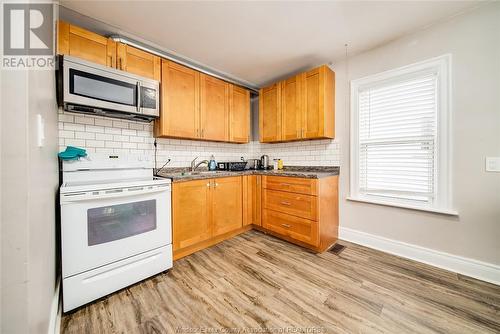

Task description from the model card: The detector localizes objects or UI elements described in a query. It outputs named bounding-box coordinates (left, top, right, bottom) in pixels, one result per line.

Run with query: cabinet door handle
left=201, top=129, right=204, bottom=138
left=119, top=58, right=123, bottom=70
left=280, top=201, right=291, bottom=206
left=281, top=224, right=291, bottom=228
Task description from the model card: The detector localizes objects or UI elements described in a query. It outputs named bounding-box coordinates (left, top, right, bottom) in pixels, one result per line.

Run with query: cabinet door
left=173, top=180, right=212, bottom=251
left=259, top=83, right=282, bottom=142
left=57, top=21, right=116, bottom=67
left=250, top=175, right=262, bottom=226
left=281, top=75, right=302, bottom=141
left=156, top=60, right=200, bottom=139
left=212, top=177, right=243, bottom=236
left=243, top=175, right=261, bottom=226
left=229, top=85, right=250, bottom=143
left=116, top=43, right=161, bottom=81
left=200, top=74, right=229, bottom=141
left=302, top=65, right=335, bottom=139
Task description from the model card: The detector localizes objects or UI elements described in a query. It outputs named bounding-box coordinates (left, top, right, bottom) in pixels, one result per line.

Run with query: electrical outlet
left=485, top=157, right=500, bottom=172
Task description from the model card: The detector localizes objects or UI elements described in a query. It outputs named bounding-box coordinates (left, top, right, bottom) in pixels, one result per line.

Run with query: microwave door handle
left=136, top=82, right=141, bottom=113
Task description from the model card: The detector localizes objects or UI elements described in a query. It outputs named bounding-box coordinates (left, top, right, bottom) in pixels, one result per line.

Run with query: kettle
left=260, top=155, right=270, bottom=169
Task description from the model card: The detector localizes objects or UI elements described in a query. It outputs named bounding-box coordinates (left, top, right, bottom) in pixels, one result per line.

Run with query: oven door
left=60, top=185, right=171, bottom=278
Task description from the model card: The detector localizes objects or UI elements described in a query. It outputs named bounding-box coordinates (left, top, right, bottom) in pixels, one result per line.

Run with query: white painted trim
left=349, top=54, right=452, bottom=211
left=346, top=196, right=458, bottom=216
left=339, top=227, right=500, bottom=286
left=47, top=278, right=61, bottom=334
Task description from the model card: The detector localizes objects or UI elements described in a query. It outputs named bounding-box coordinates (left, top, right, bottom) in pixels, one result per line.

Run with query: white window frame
left=349, top=55, right=456, bottom=215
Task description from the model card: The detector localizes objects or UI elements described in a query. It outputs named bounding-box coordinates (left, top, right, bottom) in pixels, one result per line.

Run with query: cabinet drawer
left=262, top=209, right=319, bottom=246
left=262, top=176, right=318, bottom=195
left=263, top=189, right=317, bottom=221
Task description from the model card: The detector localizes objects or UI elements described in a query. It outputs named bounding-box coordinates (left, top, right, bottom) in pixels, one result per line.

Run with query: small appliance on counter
left=246, top=159, right=261, bottom=170
left=260, top=155, right=272, bottom=170
left=60, top=153, right=172, bottom=312
left=216, top=161, right=247, bottom=171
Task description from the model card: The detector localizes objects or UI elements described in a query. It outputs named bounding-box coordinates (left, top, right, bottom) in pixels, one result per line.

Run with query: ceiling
left=60, top=1, right=480, bottom=87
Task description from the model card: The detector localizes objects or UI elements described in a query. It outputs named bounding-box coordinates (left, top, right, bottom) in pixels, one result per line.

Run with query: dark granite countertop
left=157, top=166, right=339, bottom=183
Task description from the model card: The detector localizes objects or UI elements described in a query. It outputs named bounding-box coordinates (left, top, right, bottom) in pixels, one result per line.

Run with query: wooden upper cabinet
left=116, top=43, right=161, bottom=81
left=156, top=60, right=200, bottom=139
left=212, top=177, right=243, bottom=237
left=229, top=85, right=250, bottom=143
left=57, top=21, right=116, bottom=67
left=281, top=75, right=302, bottom=141
left=258, top=65, right=335, bottom=142
left=259, top=83, right=282, bottom=142
left=302, top=65, right=335, bottom=139
left=200, top=74, right=229, bottom=141
left=173, top=179, right=212, bottom=251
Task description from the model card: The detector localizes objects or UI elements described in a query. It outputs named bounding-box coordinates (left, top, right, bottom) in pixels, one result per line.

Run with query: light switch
left=485, top=157, right=500, bottom=172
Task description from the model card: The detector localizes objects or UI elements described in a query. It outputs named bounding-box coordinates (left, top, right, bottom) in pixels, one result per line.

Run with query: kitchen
left=1, top=1, right=500, bottom=334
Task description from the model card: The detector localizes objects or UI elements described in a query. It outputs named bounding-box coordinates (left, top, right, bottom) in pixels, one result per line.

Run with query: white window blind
left=358, top=73, right=437, bottom=204
left=351, top=55, right=452, bottom=212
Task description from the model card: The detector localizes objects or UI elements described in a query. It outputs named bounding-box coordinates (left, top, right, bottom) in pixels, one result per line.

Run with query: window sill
left=346, top=196, right=459, bottom=216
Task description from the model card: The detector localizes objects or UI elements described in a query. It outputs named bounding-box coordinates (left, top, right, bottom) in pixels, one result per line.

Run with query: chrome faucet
left=190, top=157, right=209, bottom=172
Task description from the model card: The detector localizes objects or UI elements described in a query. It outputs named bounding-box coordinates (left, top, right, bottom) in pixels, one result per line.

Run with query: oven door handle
left=60, top=185, right=170, bottom=204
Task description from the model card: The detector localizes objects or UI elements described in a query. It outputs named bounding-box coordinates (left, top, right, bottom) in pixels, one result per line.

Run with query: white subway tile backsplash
left=95, top=133, right=113, bottom=141
left=75, top=131, right=95, bottom=140
left=94, top=118, right=113, bottom=127
left=112, top=120, right=129, bottom=129
left=58, top=110, right=340, bottom=167
left=74, top=116, right=95, bottom=125
left=85, top=125, right=105, bottom=133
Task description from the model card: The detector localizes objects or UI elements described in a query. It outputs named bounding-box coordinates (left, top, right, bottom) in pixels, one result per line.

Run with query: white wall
left=1, top=59, right=59, bottom=334
left=334, top=3, right=500, bottom=265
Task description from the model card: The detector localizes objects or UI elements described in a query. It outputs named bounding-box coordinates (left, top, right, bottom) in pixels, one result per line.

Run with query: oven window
left=70, top=69, right=137, bottom=106
left=87, top=200, right=156, bottom=246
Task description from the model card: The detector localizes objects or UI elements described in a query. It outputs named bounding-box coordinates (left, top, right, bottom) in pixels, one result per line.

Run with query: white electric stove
left=60, top=153, right=172, bottom=312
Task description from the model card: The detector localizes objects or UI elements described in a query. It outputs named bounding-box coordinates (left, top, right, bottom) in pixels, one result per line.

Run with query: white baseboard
left=339, top=227, right=500, bottom=286
left=47, top=277, right=61, bottom=334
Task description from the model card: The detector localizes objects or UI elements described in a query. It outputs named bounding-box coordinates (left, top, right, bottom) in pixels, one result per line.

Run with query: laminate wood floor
left=62, top=230, right=500, bottom=334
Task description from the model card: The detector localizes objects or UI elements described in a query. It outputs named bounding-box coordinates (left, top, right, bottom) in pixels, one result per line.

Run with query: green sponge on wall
left=58, top=146, right=87, bottom=160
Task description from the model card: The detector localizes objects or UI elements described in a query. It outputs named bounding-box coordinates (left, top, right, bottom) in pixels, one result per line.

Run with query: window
left=350, top=55, right=452, bottom=213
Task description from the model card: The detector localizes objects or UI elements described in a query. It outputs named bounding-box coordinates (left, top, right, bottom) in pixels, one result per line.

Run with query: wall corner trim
left=339, top=227, right=500, bottom=286
left=47, top=277, right=62, bottom=334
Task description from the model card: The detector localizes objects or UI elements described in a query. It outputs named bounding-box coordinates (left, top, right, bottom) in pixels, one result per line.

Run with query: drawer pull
left=281, top=224, right=291, bottom=228
left=280, top=183, right=291, bottom=186
left=280, top=201, right=292, bottom=206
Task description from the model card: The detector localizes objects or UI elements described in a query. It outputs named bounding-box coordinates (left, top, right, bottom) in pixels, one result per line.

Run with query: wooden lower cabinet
left=172, top=176, right=244, bottom=259
left=212, top=177, right=242, bottom=236
left=173, top=174, right=338, bottom=260
left=260, top=175, right=338, bottom=252
left=172, top=179, right=211, bottom=251
left=243, top=175, right=262, bottom=226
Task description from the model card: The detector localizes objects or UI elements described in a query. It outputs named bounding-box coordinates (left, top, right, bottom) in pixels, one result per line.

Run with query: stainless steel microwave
left=58, top=55, right=160, bottom=122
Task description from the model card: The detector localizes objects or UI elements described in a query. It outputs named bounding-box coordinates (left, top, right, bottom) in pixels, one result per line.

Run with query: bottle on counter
left=273, top=159, right=279, bottom=170
left=277, top=159, right=284, bottom=170
left=208, top=155, right=217, bottom=171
